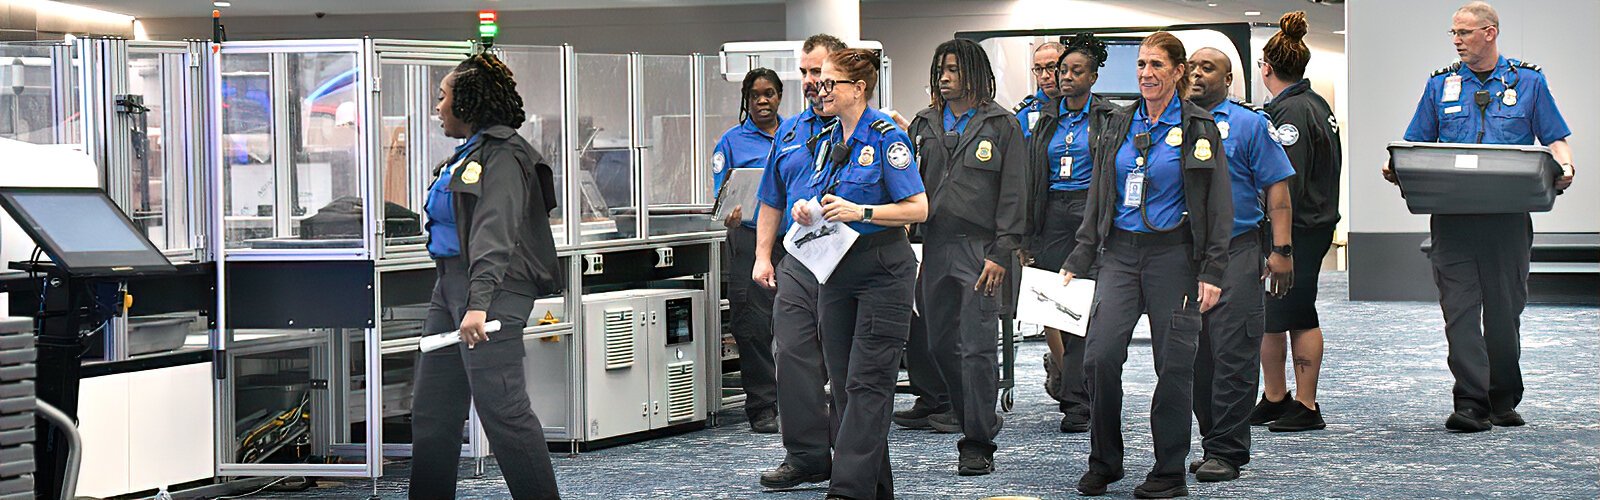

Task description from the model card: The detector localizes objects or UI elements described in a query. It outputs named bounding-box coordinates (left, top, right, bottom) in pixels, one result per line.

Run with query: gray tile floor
left=275, top=272, right=1599, bottom=499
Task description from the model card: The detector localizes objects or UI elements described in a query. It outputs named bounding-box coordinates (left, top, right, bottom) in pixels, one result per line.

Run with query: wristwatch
left=1271, top=244, right=1293, bottom=257
left=862, top=206, right=874, bottom=223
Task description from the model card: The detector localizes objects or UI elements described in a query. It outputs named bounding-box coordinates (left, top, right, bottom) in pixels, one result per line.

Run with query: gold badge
left=858, top=145, right=875, bottom=166
left=1165, top=127, right=1183, bottom=147
left=975, top=140, right=993, bottom=162
left=460, top=161, right=482, bottom=184
left=1194, top=138, right=1213, bottom=162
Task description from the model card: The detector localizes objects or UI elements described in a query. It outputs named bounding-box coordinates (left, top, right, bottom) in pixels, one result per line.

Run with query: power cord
left=211, top=476, right=290, bottom=500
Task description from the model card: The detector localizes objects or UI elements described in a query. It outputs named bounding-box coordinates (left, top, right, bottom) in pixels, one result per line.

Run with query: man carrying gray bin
left=1383, top=1, right=1575, bottom=433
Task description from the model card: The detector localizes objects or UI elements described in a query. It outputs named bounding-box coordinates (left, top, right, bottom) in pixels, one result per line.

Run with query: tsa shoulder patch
left=887, top=141, right=911, bottom=169
left=711, top=151, right=726, bottom=174
left=460, top=161, right=483, bottom=184
left=1276, top=123, right=1300, bottom=147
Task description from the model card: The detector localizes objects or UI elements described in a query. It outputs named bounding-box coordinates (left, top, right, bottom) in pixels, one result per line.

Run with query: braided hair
left=928, top=38, right=996, bottom=108
left=1059, top=32, right=1108, bottom=74
left=737, top=68, right=783, bottom=124
left=449, top=52, right=526, bottom=131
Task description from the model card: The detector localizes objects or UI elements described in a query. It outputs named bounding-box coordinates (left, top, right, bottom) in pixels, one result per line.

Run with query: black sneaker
left=759, top=462, right=830, bottom=489
left=957, top=449, right=995, bottom=476
left=1445, top=408, right=1492, bottom=433
left=1060, top=413, right=1089, bottom=433
left=928, top=411, right=961, bottom=433
left=1076, top=470, right=1124, bottom=496
left=1248, top=391, right=1294, bottom=426
left=1133, top=476, right=1189, bottom=498
left=750, top=407, right=780, bottom=434
left=1268, top=401, right=1326, bottom=432
left=892, top=399, right=941, bottom=430
left=1491, top=409, right=1525, bottom=427
left=1193, top=458, right=1239, bottom=482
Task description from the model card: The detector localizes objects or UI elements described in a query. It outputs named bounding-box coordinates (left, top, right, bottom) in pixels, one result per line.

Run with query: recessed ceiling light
left=1333, top=30, right=1346, bottom=35
left=1245, top=10, right=1261, bottom=16
left=214, top=1, right=231, bottom=7
left=1208, top=3, right=1218, bottom=6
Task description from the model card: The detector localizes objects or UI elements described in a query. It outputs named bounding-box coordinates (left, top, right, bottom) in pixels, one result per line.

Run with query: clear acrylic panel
left=287, top=52, right=362, bottom=246
left=220, top=53, right=275, bottom=248
left=641, top=55, right=706, bottom=236
left=377, top=63, right=428, bottom=251
left=702, top=54, right=743, bottom=192
left=575, top=53, right=634, bottom=243
left=227, top=330, right=369, bottom=465
left=126, top=51, right=196, bottom=252
left=495, top=46, right=567, bottom=246
left=0, top=44, right=77, bottom=145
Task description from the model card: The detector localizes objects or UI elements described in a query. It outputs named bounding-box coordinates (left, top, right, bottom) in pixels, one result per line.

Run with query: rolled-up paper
left=419, top=320, right=503, bottom=353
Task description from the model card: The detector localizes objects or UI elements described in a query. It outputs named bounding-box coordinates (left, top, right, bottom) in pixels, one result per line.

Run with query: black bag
left=300, top=197, right=422, bottom=239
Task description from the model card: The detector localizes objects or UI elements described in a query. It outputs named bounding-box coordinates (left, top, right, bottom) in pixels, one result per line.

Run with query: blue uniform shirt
left=813, top=107, right=925, bottom=236
left=1403, top=55, right=1571, bottom=146
left=1047, top=98, right=1095, bottom=192
left=757, top=107, right=835, bottom=233
left=1212, top=100, right=1296, bottom=237
left=1015, top=89, right=1049, bottom=138
left=943, top=106, right=976, bottom=134
left=1113, top=96, right=1186, bottom=233
left=712, top=117, right=779, bottom=229
left=425, top=133, right=481, bottom=258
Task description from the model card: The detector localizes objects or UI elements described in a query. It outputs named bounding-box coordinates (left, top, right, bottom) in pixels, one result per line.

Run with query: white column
left=785, top=0, right=859, bottom=41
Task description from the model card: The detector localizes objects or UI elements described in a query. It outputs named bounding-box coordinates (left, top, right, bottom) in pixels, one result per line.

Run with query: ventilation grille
left=666, top=361, right=696, bottom=422
left=603, top=308, right=635, bottom=370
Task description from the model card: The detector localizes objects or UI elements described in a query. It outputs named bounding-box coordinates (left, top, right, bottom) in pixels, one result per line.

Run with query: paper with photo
left=782, top=197, right=858, bottom=284
left=1017, top=267, right=1095, bottom=336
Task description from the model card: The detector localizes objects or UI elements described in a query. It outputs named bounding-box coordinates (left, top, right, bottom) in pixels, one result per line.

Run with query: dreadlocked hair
left=450, top=52, right=526, bottom=131
left=737, top=67, right=783, bottom=124
left=1060, top=32, right=1108, bottom=73
left=928, top=38, right=996, bottom=109
left=1263, top=11, right=1310, bottom=82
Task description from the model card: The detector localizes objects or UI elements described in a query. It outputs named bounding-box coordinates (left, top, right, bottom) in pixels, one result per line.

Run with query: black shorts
left=1265, top=225, right=1335, bottom=332
left=1028, top=190, right=1089, bottom=273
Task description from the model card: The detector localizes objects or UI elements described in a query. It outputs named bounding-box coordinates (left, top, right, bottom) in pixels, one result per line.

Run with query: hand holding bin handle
left=419, top=320, right=503, bottom=353
left=1387, top=141, right=1563, bottom=215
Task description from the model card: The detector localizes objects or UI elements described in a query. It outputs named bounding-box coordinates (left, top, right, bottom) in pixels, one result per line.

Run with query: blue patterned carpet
left=274, top=272, right=1599, bottom=499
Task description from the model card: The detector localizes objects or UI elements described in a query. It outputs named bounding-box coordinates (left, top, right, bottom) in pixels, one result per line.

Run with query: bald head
left=1186, top=47, right=1234, bottom=109
left=1191, top=47, right=1232, bottom=74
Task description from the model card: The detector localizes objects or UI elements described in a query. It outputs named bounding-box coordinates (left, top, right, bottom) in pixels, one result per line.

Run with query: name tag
left=1444, top=105, right=1462, bottom=115
left=1058, top=156, right=1072, bottom=179
left=1028, top=112, right=1040, bottom=132
left=1124, top=171, right=1145, bottom=208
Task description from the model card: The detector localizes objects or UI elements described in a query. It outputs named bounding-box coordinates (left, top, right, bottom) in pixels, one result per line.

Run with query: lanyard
left=1131, top=99, right=1185, bottom=233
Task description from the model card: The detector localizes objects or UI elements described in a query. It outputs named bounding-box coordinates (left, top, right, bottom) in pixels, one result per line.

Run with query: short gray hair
left=1034, top=41, right=1065, bottom=57
left=1457, top=1, right=1499, bottom=27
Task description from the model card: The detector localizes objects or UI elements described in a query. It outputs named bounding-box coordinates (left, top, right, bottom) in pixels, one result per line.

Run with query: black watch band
left=1272, top=244, right=1293, bottom=257
left=862, top=206, right=874, bottom=223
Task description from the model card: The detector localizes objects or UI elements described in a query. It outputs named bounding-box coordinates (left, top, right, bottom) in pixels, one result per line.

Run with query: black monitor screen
left=0, top=187, right=175, bottom=276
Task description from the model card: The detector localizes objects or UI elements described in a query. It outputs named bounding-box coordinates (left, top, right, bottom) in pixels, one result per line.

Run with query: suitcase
left=1388, top=141, right=1562, bottom=215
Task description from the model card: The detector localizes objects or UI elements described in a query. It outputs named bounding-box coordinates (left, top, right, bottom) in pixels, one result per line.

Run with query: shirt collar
left=1134, top=95, right=1183, bottom=127
left=943, top=105, right=976, bottom=122
left=741, top=117, right=779, bottom=140
left=845, top=107, right=884, bottom=145
left=1209, top=99, right=1234, bottom=118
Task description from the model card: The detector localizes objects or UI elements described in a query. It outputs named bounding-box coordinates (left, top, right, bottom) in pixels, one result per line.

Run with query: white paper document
left=1017, top=267, right=1096, bottom=336
left=419, top=320, right=503, bottom=353
left=782, top=198, right=859, bottom=285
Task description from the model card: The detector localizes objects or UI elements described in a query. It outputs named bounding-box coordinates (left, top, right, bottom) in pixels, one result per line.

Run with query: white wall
left=1348, top=0, right=1599, bottom=234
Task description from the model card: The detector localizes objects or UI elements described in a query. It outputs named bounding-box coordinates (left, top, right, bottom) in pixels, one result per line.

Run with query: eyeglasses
left=817, top=79, right=862, bottom=94
left=1448, top=25, right=1494, bottom=38
left=1030, top=64, right=1060, bottom=76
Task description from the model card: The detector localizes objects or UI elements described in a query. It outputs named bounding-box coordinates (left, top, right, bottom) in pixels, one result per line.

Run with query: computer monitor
left=0, top=187, right=176, bottom=277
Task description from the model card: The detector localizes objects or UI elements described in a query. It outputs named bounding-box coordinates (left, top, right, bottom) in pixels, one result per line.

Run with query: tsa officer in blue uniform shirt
left=1014, top=42, right=1064, bottom=138
left=792, top=48, right=927, bottom=500
left=1059, top=33, right=1232, bottom=498
left=1185, top=47, right=1296, bottom=482
left=751, top=33, right=847, bottom=491
left=712, top=67, right=784, bottom=435
left=1385, top=1, right=1574, bottom=433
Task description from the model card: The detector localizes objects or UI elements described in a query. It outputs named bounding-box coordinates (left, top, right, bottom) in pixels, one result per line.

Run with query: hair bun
left=1279, top=11, right=1308, bottom=41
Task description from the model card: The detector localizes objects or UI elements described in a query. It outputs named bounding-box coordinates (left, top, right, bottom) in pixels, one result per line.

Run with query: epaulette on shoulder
left=1512, top=59, right=1542, bottom=72
left=1012, top=94, right=1038, bottom=113
left=869, top=119, right=895, bottom=135
left=1432, top=61, right=1461, bottom=77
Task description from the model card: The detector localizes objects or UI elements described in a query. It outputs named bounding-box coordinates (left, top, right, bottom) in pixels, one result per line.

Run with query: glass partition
left=126, top=48, right=197, bottom=253
left=574, top=53, right=634, bottom=243
left=496, top=45, right=568, bottom=247
left=702, top=54, right=743, bottom=203
left=640, top=55, right=706, bottom=236
left=0, top=43, right=78, bottom=145
left=220, top=52, right=276, bottom=246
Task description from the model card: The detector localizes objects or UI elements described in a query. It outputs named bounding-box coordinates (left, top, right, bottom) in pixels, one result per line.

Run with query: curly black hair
left=737, top=68, right=783, bottom=124
left=1059, top=32, right=1108, bottom=73
left=449, top=52, right=526, bottom=130
left=928, top=38, right=995, bottom=108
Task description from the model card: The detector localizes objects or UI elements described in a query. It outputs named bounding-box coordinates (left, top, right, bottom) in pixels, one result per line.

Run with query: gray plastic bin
left=1388, top=141, right=1562, bottom=215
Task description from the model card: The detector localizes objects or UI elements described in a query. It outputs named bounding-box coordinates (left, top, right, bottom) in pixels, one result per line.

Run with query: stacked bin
left=0, top=318, right=35, bottom=500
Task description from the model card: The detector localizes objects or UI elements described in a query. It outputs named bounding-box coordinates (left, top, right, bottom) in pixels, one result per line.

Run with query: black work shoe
left=1248, top=391, right=1294, bottom=425
left=1076, top=470, right=1124, bottom=496
left=1060, top=413, right=1089, bottom=433
left=957, top=449, right=995, bottom=476
left=1268, top=401, right=1326, bottom=432
left=892, top=398, right=942, bottom=430
left=749, top=408, right=779, bottom=434
left=1044, top=353, right=1066, bottom=401
left=1445, top=408, right=1492, bottom=433
left=759, top=462, right=829, bottom=489
left=1187, top=459, right=1204, bottom=474
left=1194, top=458, right=1240, bottom=482
left=1133, top=477, right=1189, bottom=498
left=928, top=411, right=961, bottom=433
left=1491, top=409, right=1526, bottom=427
